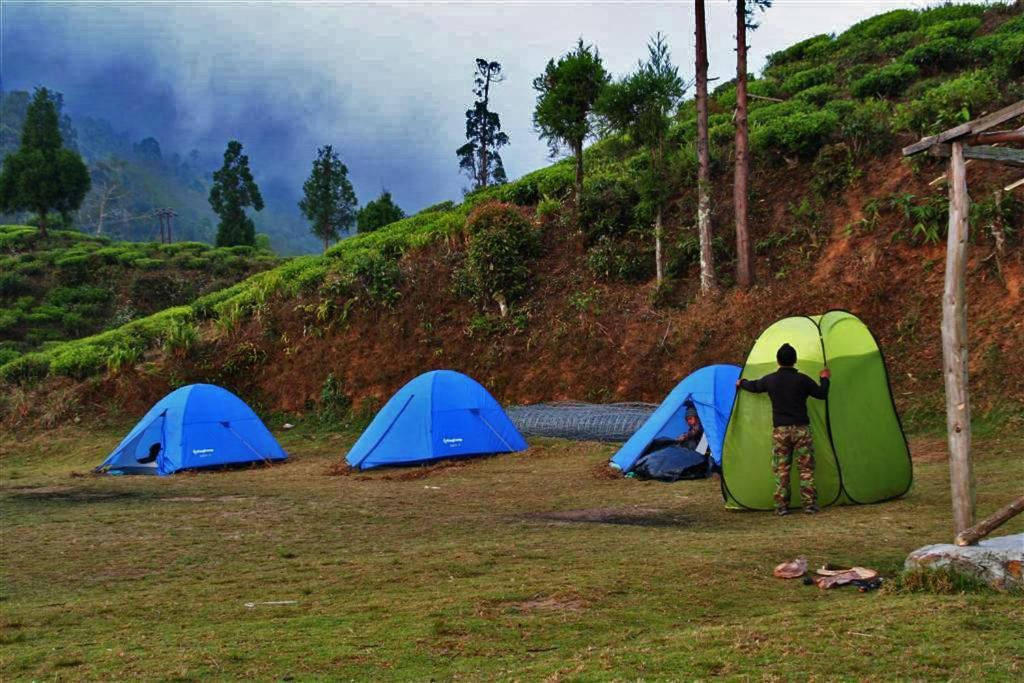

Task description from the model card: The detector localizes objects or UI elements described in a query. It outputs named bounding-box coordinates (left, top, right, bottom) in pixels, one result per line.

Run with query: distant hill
left=0, top=91, right=322, bottom=254
left=0, top=225, right=278, bottom=366
left=1, top=3, right=1022, bottom=430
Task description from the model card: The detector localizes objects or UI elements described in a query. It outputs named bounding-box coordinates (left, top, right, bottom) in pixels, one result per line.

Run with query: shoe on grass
left=804, top=505, right=821, bottom=515
left=775, top=507, right=790, bottom=517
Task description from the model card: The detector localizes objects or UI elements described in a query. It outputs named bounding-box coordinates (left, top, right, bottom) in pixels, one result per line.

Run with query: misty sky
left=3, top=0, right=945, bottom=215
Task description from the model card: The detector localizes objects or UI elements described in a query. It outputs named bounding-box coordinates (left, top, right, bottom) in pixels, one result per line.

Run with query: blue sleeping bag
left=631, top=438, right=711, bottom=482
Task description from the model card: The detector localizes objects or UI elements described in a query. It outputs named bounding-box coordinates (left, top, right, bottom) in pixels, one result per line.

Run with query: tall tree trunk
left=324, top=237, right=329, bottom=253
left=734, top=0, right=754, bottom=289
left=695, top=0, right=716, bottom=294
left=37, top=211, right=48, bottom=238
left=479, top=70, right=492, bottom=189
left=655, top=204, right=664, bottom=285
left=96, top=192, right=108, bottom=236
left=574, top=140, right=584, bottom=209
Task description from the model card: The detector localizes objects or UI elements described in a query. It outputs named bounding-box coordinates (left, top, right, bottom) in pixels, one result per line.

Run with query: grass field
left=1, top=424, right=1022, bottom=681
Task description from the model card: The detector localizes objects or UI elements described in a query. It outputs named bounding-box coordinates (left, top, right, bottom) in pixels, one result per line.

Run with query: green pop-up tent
left=721, top=310, right=912, bottom=510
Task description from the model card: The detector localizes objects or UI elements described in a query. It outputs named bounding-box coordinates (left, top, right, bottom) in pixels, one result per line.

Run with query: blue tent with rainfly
left=345, top=370, right=528, bottom=470
left=609, top=364, right=741, bottom=474
left=96, top=384, right=287, bottom=476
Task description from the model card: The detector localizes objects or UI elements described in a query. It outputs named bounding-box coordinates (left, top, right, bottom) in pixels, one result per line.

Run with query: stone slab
left=905, top=533, right=1023, bottom=589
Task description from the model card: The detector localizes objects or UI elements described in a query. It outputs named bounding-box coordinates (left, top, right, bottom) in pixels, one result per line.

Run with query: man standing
left=736, top=343, right=831, bottom=515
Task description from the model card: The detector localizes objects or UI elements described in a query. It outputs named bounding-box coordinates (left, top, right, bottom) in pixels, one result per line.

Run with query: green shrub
left=850, top=63, right=919, bottom=98
left=709, top=122, right=735, bottom=148
left=0, top=308, right=21, bottom=333
left=901, top=37, right=971, bottom=71
left=893, top=70, right=998, bottom=135
left=580, top=172, right=642, bottom=244
left=667, top=232, right=730, bottom=278
left=826, top=99, right=893, bottom=156
left=536, top=197, right=562, bottom=221
left=460, top=202, right=540, bottom=313
left=812, top=143, right=859, bottom=196
left=925, top=17, right=981, bottom=40
left=918, top=3, right=986, bottom=26
left=420, top=200, right=456, bottom=214
left=0, top=352, right=50, bottom=384
left=586, top=235, right=651, bottom=282
left=794, top=83, right=838, bottom=107
left=318, top=373, right=352, bottom=423
left=503, top=179, right=541, bottom=207
left=880, top=31, right=919, bottom=56
left=0, top=347, right=19, bottom=367
left=0, top=273, right=31, bottom=297
left=780, top=64, right=836, bottom=97
left=133, top=257, right=163, bottom=271
left=49, top=344, right=108, bottom=380
left=839, top=9, right=918, bottom=43
left=163, top=321, right=199, bottom=357
left=351, top=253, right=402, bottom=306
left=766, top=33, right=835, bottom=67
left=747, top=99, right=814, bottom=127
left=974, top=32, right=1024, bottom=80
left=107, top=344, right=143, bottom=374
left=751, top=109, right=840, bottom=160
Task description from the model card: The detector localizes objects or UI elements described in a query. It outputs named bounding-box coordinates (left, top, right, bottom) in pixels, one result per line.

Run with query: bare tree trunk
left=574, top=140, right=584, bottom=209
left=734, top=0, right=754, bottom=289
left=37, top=211, right=48, bottom=238
left=655, top=204, right=664, bottom=285
left=695, top=0, right=716, bottom=294
left=480, top=71, right=491, bottom=189
left=96, top=193, right=107, bottom=236
left=943, top=140, right=974, bottom=535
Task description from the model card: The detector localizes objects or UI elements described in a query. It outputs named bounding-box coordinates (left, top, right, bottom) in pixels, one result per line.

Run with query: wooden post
left=955, top=496, right=1024, bottom=547
left=942, top=141, right=974, bottom=535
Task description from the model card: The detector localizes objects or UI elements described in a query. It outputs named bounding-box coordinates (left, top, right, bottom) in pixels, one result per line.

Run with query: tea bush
left=460, top=202, right=540, bottom=313
left=586, top=234, right=652, bottom=282
left=924, top=17, right=981, bottom=40
left=893, top=70, right=998, bottom=135
left=901, top=37, right=972, bottom=72
left=751, top=109, right=840, bottom=160
left=850, top=63, right=919, bottom=99
left=780, top=64, right=836, bottom=97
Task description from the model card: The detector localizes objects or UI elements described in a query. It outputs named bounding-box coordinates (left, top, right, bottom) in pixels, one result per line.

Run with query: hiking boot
left=804, top=504, right=821, bottom=515
left=775, top=507, right=790, bottom=517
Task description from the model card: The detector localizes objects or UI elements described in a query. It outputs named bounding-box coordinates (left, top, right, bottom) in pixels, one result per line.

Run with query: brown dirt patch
left=511, top=593, right=590, bottom=614
left=528, top=506, right=697, bottom=528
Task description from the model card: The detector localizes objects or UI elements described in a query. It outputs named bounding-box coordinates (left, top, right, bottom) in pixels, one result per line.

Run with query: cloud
left=3, top=0, right=920, bottom=215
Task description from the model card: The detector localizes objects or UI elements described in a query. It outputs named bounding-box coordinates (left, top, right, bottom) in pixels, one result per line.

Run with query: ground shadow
left=524, top=507, right=701, bottom=528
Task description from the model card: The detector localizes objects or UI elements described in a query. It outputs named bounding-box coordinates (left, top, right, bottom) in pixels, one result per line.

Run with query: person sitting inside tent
left=676, top=403, right=704, bottom=451
left=138, top=442, right=161, bottom=465
left=736, top=343, right=830, bottom=516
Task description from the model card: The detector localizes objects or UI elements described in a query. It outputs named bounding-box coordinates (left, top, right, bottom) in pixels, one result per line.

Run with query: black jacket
left=740, top=367, right=829, bottom=427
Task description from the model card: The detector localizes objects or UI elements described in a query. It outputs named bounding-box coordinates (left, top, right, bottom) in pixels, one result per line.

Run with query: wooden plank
left=942, top=141, right=975, bottom=537
left=1005, top=177, right=1024, bottom=191
left=955, top=496, right=1024, bottom=546
left=902, top=100, right=1024, bottom=156
left=963, top=145, right=1024, bottom=167
left=966, top=99, right=1024, bottom=135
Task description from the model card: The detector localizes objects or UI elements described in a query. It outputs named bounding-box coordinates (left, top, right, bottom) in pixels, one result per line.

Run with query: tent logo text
left=442, top=437, right=464, bottom=447
left=192, top=448, right=215, bottom=456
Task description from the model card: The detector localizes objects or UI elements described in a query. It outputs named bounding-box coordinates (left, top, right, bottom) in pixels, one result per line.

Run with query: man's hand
left=735, top=379, right=742, bottom=388
left=820, top=368, right=831, bottom=379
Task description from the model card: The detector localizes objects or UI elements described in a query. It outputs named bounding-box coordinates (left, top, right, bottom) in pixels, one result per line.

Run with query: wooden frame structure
left=901, top=100, right=1024, bottom=539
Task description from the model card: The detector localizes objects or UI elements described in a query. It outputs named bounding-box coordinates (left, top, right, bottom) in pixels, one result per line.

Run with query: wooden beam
left=955, top=496, right=1024, bottom=547
left=942, top=140, right=974, bottom=537
left=903, top=100, right=1024, bottom=156
left=1005, top=177, right=1024, bottom=191
left=963, top=129, right=1024, bottom=145
left=964, top=145, right=1024, bottom=167
left=928, top=145, right=1024, bottom=166
left=965, top=99, right=1024, bottom=135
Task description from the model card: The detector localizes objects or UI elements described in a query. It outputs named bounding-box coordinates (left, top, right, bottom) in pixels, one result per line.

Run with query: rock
left=905, top=533, right=1024, bottom=590
left=282, top=423, right=295, bottom=430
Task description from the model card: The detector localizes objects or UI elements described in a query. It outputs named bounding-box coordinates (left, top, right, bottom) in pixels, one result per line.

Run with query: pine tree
left=533, top=40, right=609, bottom=206
left=209, top=140, right=264, bottom=247
left=0, top=87, right=90, bottom=237
left=357, top=190, right=404, bottom=234
left=298, top=145, right=358, bottom=250
left=456, top=59, right=510, bottom=190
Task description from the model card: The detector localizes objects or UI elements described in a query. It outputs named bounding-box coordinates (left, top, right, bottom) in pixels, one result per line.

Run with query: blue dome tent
left=609, top=364, right=741, bottom=474
left=345, top=370, right=528, bottom=470
left=96, top=384, right=287, bottom=476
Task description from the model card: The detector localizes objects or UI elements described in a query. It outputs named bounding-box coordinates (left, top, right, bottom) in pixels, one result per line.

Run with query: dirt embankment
left=9, top=152, right=1024, bottom=429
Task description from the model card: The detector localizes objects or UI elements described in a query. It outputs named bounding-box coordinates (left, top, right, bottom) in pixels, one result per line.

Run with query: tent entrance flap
left=100, top=415, right=165, bottom=473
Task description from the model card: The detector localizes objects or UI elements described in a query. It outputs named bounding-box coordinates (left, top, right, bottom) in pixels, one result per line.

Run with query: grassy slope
left=0, top=225, right=278, bottom=360
left=1, top=427, right=1021, bottom=680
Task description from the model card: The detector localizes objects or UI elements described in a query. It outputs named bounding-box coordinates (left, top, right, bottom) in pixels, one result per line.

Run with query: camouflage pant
left=772, top=425, right=817, bottom=510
